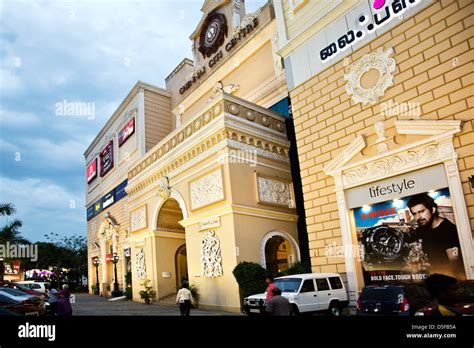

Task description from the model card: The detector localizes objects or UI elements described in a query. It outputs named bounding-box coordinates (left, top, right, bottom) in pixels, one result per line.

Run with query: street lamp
left=93, top=257, right=100, bottom=295
left=111, top=252, right=123, bottom=297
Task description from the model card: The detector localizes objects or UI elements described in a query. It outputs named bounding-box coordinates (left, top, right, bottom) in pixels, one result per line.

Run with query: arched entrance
left=175, top=244, right=188, bottom=289
left=261, top=231, right=300, bottom=276
left=156, top=197, right=187, bottom=296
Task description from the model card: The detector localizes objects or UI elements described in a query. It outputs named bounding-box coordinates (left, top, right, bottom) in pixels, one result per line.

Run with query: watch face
left=198, top=12, right=227, bottom=58
left=369, top=227, right=403, bottom=259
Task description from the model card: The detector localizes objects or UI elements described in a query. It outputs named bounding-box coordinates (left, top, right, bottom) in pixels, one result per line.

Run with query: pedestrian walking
left=56, top=284, right=73, bottom=316
left=47, top=282, right=59, bottom=315
left=176, top=281, right=193, bottom=316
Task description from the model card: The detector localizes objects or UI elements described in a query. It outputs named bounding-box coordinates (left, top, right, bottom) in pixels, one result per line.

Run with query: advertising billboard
left=354, top=187, right=465, bottom=285
left=87, top=158, right=97, bottom=184
left=100, top=141, right=114, bottom=177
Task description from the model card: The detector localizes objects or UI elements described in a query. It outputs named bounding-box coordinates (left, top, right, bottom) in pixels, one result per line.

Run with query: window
left=328, top=277, right=343, bottom=290
left=273, top=278, right=302, bottom=293
left=316, top=278, right=330, bottom=291
left=300, top=279, right=315, bottom=293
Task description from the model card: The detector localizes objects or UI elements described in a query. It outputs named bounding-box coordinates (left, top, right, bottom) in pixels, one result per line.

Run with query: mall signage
left=118, top=115, right=135, bottom=147
left=320, top=0, right=421, bottom=62
left=102, top=189, right=115, bottom=209
left=179, top=16, right=259, bottom=94
left=86, top=179, right=128, bottom=221
left=100, top=140, right=114, bottom=177
left=87, top=158, right=97, bottom=184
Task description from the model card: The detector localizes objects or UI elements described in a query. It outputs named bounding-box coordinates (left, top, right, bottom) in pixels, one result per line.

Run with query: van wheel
left=328, top=302, right=342, bottom=316
left=290, top=304, right=300, bottom=316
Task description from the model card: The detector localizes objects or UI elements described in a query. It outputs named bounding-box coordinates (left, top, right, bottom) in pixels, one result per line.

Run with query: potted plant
left=139, top=279, right=155, bottom=304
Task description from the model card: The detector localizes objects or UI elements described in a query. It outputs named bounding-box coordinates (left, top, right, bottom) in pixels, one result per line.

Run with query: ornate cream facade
left=85, top=0, right=303, bottom=312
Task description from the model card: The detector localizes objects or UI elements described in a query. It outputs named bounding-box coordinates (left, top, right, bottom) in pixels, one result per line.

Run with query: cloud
left=0, top=176, right=84, bottom=242
left=0, top=108, right=40, bottom=128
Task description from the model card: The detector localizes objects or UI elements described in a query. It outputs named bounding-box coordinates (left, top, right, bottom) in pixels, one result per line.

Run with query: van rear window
left=360, top=288, right=402, bottom=301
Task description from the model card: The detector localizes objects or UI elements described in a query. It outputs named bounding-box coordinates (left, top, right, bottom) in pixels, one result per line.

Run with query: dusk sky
left=0, top=0, right=266, bottom=242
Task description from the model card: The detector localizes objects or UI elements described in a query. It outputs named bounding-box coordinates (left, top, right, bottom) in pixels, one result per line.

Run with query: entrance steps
left=158, top=293, right=177, bottom=305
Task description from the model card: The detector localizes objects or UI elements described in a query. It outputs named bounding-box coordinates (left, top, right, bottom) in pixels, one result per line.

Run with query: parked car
left=415, top=280, right=474, bottom=316
left=17, top=281, right=50, bottom=295
left=356, top=284, right=433, bottom=316
left=0, top=289, right=45, bottom=316
left=4, top=282, right=45, bottom=298
left=244, top=273, right=349, bottom=316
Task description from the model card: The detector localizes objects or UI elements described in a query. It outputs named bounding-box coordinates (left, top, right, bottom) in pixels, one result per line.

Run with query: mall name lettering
left=179, top=18, right=259, bottom=94
left=368, top=179, right=415, bottom=198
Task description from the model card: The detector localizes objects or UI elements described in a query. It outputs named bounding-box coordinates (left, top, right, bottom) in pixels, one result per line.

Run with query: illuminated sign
left=87, top=158, right=97, bottom=184
left=100, top=141, right=114, bottom=177
left=102, top=190, right=115, bottom=209
left=118, top=115, right=135, bottom=147
left=320, top=0, right=421, bottom=62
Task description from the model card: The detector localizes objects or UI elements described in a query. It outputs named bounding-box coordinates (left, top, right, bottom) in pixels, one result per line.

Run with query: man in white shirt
left=176, top=282, right=193, bottom=316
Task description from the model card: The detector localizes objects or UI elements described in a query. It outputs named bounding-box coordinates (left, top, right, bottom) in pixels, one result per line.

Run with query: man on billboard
left=407, top=193, right=463, bottom=277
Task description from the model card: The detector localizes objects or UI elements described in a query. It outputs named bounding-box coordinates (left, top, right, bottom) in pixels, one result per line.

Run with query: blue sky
left=0, top=0, right=266, bottom=242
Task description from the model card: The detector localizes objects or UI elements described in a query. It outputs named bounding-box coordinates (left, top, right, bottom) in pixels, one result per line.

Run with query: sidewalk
left=71, top=293, right=240, bottom=316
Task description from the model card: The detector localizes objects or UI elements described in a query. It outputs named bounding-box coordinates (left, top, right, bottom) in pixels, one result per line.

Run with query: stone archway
left=260, top=230, right=300, bottom=275
left=96, top=214, right=120, bottom=295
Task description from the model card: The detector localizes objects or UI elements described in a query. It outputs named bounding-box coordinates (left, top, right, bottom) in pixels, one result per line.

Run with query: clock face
left=205, top=20, right=220, bottom=46
left=198, top=12, right=227, bottom=58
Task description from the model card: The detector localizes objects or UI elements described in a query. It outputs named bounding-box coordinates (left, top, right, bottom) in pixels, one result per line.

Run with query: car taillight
left=356, top=297, right=361, bottom=310
left=399, top=296, right=410, bottom=312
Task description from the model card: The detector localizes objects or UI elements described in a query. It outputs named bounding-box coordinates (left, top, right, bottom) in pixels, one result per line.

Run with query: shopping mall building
left=85, top=0, right=473, bottom=311
left=85, top=0, right=309, bottom=312
left=274, top=0, right=473, bottom=303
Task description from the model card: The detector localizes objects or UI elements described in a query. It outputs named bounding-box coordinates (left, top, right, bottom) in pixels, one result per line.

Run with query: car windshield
left=273, top=278, right=302, bottom=293
left=0, top=287, right=28, bottom=297
left=12, top=283, right=30, bottom=291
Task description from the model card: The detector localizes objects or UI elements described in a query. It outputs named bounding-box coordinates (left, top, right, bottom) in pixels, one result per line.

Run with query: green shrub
left=125, top=271, right=132, bottom=286
left=124, top=287, right=132, bottom=300
left=139, top=279, right=156, bottom=304
left=232, top=262, right=268, bottom=302
left=277, top=261, right=312, bottom=277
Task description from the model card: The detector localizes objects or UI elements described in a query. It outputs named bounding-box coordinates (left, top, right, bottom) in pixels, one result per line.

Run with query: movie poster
left=354, top=187, right=465, bottom=285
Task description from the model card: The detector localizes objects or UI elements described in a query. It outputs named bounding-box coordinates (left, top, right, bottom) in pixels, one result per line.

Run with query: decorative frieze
left=128, top=95, right=287, bottom=182
left=257, top=175, right=294, bottom=208
left=343, top=144, right=440, bottom=186
left=130, top=206, right=147, bottom=233
left=200, top=231, right=223, bottom=278
left=191, top=169, right=225, bottom=210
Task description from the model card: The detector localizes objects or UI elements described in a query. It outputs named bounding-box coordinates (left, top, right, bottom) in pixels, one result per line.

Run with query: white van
left=243, top=273, right=349, bottom=316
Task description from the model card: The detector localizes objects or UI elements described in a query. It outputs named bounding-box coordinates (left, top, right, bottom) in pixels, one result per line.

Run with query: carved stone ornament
left=130, top=206, right=147, bottom=232
left=136, top=248, right=147, bottom=280
left=98, top=214, right=119, bottom=240
left=191, top=169, right=224, bottom=210
left=344, top=47, right=396, bottom=105
left=257, top=176, right=293, bottom=207
left=157, top=176, right=171, bottom=199
left=343, top=144, right=440, bottom=186
left=200, top=231, right=223, bottom=278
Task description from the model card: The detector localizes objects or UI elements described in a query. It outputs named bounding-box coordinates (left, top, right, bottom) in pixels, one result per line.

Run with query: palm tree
left=0, top=203, right=26, bottom=281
